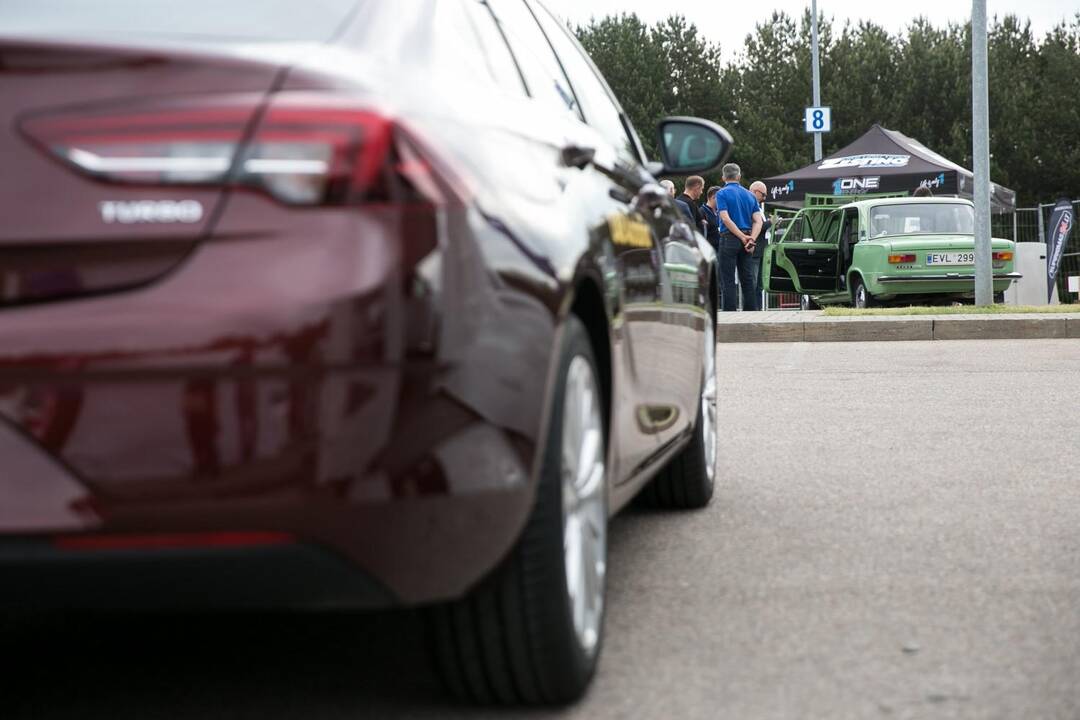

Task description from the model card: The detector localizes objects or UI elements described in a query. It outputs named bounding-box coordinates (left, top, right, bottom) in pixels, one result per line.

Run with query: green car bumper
left=868, top=272, right=1021, bottom=297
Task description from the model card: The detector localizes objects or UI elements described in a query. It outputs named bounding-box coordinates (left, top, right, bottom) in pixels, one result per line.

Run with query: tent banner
left=1046, top=199, right=1075, bottom=302
left=765, top=172, right=957, bottom=203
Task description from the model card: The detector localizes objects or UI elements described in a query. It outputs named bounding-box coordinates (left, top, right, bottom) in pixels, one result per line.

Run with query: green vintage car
left=763, top=197, right=1021, bottom=308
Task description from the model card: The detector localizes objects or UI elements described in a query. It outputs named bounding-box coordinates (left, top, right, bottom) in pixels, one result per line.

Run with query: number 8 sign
left=804, top=106, right=831, bottom=133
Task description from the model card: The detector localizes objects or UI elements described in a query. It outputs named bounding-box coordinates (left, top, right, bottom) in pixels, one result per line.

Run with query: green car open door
left=763, top=207, right=842, bottom=295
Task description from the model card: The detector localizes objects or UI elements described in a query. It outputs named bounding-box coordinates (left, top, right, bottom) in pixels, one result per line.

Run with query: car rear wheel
left=638, top=315, right=716, bottom=510
left=853, top=277, right=875, bottom=309
left=431, top=315, right=607, bottom=706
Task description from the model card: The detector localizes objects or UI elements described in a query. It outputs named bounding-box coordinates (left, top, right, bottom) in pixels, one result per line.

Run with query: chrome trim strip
left=877, top=272, right=1022, bottom=283
left=67, top=149, right=328, bottom=177
left=67, top=148, right=231, bottom=175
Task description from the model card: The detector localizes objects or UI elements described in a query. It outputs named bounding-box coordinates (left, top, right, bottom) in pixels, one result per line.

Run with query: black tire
left=993, top=291, right=1005, bottom=304
left=852, top=276, right=875, bottom=309
left=800, top=294, right=819, bottom=311
left=430, top=315, right=606, bottom=706
left=638, top=321, right=715, bottom=510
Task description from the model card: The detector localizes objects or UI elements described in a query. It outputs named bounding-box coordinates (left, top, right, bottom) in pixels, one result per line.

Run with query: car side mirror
left=654, top=117, right=733, bottom=176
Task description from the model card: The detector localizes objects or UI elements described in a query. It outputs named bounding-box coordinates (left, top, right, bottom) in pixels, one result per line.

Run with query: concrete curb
left=716, top=311, right=1080, bottom=343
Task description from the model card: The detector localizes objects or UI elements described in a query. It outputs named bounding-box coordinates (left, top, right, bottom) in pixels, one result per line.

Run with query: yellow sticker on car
left=608, top=214, right=652, bottom=249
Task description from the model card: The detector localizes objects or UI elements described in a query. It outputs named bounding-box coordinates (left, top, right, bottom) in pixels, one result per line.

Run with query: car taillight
left=21, top=95, right=438, bottom=207
left=239, top=103, right=394, bottom=205
left=992, top=251, right=1013, bottom=261
left=23, top=99, right=254, bottom=184
left=888, top=254, right=916, bottom=263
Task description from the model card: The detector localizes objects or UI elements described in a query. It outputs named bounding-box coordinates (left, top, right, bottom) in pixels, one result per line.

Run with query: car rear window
left=0, top=0, right=359, bottom=43
left=869, top=203, right=975, bottom=237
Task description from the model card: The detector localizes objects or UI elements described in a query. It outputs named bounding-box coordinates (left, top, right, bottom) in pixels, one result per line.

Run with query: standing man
left=659, top=179, right=676, bottom=197
left=676, top=176, right=705, bottom=230
left=748, top=181, right=772, bottom=310
left=700, top=186, right=723, bottom=309
left=700, top=186, right=723, bottom=251
left=715, top=163, right=763, bottom=311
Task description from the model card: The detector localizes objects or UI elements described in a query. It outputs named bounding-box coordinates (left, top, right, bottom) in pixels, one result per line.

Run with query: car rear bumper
left=0, top=204, right=559, bottom=608
left=0, top=537, right=395, bottom=610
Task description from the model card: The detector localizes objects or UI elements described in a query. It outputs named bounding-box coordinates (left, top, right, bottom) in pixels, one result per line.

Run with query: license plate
left=926, top=252, right=974, bottom=265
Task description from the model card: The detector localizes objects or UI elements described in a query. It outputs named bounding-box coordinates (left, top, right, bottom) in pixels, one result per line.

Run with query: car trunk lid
left=0, top=38, right=289, bottom=305
left=883, top=235, right=1014, bottom=252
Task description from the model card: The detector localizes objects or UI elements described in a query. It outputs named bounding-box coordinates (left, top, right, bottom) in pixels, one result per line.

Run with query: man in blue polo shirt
left=715, top=163, right=764, bottom=311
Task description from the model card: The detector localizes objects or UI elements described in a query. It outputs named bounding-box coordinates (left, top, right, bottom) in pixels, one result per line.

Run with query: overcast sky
left=545, top=0, right=1079, bottom=60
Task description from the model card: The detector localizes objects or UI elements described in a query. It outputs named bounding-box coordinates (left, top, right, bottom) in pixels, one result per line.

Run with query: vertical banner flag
left=1045, top=198, right=1074, bottom=302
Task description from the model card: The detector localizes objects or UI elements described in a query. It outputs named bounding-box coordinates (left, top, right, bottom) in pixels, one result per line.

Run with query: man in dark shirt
left=676, top=176, right=704, bottom=230
left=715, top=163, right=763, bottom=311
left=700, top=186, right=723, bottom=250
left=700, top=186, right=723, bottom=310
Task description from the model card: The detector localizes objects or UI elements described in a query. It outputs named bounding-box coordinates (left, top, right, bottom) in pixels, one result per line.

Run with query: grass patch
left=822, top=304, right=1080, bottom=316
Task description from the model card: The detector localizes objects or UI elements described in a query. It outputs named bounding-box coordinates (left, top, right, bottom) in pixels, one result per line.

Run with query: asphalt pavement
left=6, top=339, right=1080, bottom=719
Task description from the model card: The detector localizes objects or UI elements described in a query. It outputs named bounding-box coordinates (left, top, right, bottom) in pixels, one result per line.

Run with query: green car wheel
left=852, top=277, right=875, bottom=309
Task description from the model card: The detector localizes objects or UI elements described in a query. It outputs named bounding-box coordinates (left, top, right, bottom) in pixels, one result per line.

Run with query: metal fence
left=995, top=200, right=1080, bottom=302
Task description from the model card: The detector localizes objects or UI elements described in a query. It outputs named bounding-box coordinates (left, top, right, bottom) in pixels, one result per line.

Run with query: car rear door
left=764, top=207, right=842, bottom=294
left=521, top=0, right=702, bottom=476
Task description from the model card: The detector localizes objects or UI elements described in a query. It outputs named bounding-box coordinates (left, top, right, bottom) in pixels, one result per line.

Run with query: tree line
left=575, top=11, right=1080, bottom=206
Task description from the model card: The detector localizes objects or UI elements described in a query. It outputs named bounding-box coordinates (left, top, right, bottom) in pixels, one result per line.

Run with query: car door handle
left=562, top=143, right=648, bottom=193
left=561, top=144, right=595, bottom=170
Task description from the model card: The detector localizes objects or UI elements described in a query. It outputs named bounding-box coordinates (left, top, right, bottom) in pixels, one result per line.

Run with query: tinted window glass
left=486, top=0, right=582, bottom=120
left=458, top=1, right=529, bottom=96
left=0, top=0, right=358, bottom=42
left=432, top=1, right=527, bottom=96
left=529, top=2, right=640, bottom=163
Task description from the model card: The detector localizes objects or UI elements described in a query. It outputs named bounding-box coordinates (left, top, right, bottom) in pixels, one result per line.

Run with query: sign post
left=972, top=0, right=993, bottom=305
left=810, top=0, right=823, bottom=162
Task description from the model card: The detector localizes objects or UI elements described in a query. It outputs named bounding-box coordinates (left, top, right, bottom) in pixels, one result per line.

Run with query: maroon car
left=0, top=0, right=728, bottom=705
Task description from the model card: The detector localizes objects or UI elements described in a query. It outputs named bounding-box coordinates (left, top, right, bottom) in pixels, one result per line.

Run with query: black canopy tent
left=762, top=124, right=1017, bottom=212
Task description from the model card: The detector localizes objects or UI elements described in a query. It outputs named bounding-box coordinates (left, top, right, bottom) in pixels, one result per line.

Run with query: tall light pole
left=972, top=0, right=993, bottom=304
left=811, top=0, right=822, bottom=161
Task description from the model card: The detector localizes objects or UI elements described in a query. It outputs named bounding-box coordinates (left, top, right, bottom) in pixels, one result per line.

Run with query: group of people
left=661, top=163, right=771, bottom=311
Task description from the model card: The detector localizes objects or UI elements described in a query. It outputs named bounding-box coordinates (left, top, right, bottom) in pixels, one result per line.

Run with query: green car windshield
left=868, top=203, right=974, bottom=238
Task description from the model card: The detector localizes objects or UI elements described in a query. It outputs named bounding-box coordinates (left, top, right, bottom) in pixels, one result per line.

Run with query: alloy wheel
left=561, top=356, right=606, bottom=658
left=700, top=320, right=717, bottom=484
